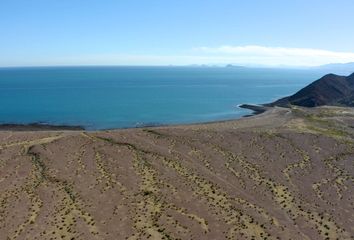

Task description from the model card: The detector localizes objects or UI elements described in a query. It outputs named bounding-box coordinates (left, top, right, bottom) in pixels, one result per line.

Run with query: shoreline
left=0, top=105, right=269, bottom=132
left=1, top=105, right=353, bottom=239
left=238, top=104, right=269, bottom=116
left=0, top=123, right=84, bottom=131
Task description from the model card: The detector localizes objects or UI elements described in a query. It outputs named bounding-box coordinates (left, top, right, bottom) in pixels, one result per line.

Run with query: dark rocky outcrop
left=269, top=72, right=354, bottom=107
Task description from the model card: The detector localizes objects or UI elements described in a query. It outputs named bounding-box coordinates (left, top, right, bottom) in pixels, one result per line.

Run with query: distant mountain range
left=313, top=62, right=354, bottom=75
left=225, top=62, right=354, bottom=75
left=270, top=72, right=354, bottom=107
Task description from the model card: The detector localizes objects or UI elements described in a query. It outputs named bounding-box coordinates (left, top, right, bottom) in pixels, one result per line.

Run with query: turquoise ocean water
left=0, top=66, right=326, bottom=130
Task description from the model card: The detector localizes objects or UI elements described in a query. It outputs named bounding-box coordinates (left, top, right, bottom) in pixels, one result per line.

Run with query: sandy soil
left=0, top=106, right=353, bottom=240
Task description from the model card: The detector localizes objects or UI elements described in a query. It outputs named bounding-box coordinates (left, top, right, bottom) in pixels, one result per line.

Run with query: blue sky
left=1, top=0, right=354, bottom=67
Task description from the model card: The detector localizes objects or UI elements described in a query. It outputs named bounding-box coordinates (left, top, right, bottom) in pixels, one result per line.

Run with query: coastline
left=238, top=103, right=269, bottom=116
left=0, top=123, right=84, bottom=131
left=1, top=105, right=353, bottom=239
left=0, top=105, right=270, bottom=132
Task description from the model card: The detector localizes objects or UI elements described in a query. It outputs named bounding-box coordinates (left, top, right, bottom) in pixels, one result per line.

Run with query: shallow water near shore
left=0, top=66, right=325, bottom=130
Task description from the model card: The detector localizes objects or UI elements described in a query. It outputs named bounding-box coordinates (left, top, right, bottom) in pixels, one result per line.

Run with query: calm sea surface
left=0, top=66, right=326, bottom=130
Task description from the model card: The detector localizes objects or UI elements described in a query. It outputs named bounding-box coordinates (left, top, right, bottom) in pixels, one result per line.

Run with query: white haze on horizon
left=193, top=45, right=354, bottom=67
left=1, top=45, right=354, bottom=68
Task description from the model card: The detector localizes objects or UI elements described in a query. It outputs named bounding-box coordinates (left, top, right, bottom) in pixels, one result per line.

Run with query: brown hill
left=0, top=106, right=353, bottom=239
left=271, top=73, right=354, bottom=107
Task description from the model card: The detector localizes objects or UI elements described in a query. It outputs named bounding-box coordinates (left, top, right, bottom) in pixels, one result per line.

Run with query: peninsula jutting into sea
left=0, top=72, right=353, bottom=239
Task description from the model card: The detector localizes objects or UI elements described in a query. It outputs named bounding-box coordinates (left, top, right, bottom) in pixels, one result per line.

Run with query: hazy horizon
left=0, top=62, right=353, bottom=70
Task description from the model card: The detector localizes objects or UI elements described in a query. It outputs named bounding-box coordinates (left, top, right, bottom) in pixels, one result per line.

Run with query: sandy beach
left=0, top=106, right=353, bottom=239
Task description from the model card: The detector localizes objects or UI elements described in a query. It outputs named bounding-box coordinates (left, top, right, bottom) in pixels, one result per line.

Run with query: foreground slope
left=0, top=106, right=354, bottom=239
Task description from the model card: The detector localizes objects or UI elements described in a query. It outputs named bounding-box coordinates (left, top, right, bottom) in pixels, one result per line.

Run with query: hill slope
left=0, top=107, right=353, bottom=239
left=271, top=73, right=354, bottom=107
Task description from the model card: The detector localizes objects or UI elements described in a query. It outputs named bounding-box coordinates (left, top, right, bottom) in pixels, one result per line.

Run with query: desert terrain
left=0, top=106, right=353, bottom=240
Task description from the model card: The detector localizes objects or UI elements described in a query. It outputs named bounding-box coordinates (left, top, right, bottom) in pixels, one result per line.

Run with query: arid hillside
left=0, top=106, right=353, bottom=240
left=271, top=73, right=354, bottom=107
